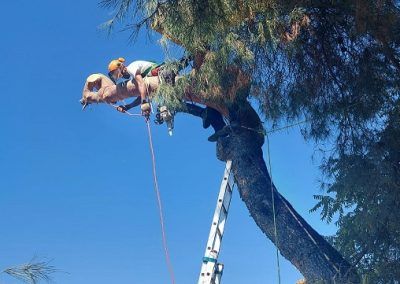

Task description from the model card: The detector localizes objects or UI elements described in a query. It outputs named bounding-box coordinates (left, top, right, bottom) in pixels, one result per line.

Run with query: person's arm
left=116, top=96, right=141, bottom=112
left=126, top=96, right=142, bottom=109
left=135, top=73, right=151, bottom=116
left=135, top=73, right=147, bottom=102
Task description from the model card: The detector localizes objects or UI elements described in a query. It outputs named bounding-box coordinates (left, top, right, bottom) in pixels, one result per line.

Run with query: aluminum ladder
left=198, top=160, right=235, bottom=284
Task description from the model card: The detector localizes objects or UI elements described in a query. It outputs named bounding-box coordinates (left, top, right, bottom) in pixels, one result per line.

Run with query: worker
left=108, top=58, right=167, bottom=116
left=81, top=72, right=160, bottom=109
left=81, top=71, right=225, bottom=114
left=80, top=71, right=231, bottom=141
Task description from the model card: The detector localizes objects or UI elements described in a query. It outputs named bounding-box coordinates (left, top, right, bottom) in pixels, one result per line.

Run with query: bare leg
left=82, top=91, right=102, bottom=104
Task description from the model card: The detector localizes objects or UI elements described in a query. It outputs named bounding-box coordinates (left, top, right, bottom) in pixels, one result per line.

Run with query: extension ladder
left=198, top=160, right=235, bottom=284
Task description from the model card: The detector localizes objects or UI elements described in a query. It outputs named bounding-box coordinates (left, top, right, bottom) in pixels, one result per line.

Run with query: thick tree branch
left=215, top=100, right=359, bottom=283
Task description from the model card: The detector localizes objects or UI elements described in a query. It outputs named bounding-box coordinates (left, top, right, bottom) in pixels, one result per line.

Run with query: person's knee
left=102, top=88, right=117, bottom=102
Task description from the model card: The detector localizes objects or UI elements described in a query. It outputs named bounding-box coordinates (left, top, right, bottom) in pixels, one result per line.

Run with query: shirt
left=126, top=60, right=157, bottom=77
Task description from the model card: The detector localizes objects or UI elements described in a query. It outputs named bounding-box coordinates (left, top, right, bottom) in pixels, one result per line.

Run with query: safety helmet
left=108, top=57, right=126, bottom=72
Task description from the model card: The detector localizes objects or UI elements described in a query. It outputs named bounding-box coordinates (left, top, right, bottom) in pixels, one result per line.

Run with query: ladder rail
left=198, top=160, right=235, bottom=284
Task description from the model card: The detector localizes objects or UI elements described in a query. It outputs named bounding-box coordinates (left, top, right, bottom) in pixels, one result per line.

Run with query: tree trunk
left=214, top=102, right=360, bottom=283
left=183, top=102, right=360, bottom=283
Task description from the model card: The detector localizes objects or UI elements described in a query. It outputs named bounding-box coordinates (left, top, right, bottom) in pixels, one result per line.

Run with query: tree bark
left=217, top=102, right=360, bottom=283
left=183, top=102, right=360, bottom=283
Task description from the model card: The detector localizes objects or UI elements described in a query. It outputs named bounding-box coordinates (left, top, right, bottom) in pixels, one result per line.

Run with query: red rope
left=145, top=119, right=176, bottom=284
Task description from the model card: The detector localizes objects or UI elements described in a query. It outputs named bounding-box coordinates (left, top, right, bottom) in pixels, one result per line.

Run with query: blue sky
left=0, top=1, right=336, bottom=283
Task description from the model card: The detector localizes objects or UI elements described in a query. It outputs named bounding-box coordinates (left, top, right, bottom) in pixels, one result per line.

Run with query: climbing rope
left=259, top=96, right=375, bottom=279
left=145, top=119, right=176, bottom=284
left=278, top=192, right=341, bottom=275
left=106, top=103, right=176, bottom=284
left=265, top=133, right=282, bottom=284
left=265, top=132, right=341, bottom=278
left=264, top=93, right=375, bottom=135
left=266, top=120, right=309, bottom=134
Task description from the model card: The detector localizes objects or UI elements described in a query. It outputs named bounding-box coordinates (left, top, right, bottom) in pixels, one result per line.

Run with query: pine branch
left=2, top=258, right=57, bottom=284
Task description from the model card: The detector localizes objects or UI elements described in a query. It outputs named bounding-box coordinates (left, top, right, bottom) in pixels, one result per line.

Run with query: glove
left=116, top=105, right=127, bottom=113
left=141, top=101, right=151, bottom=116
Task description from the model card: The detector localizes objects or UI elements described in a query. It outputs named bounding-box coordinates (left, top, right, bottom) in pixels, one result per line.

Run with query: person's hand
left=141, top=101, right=151, bottom=116
left=116, top=105, right=127, bottom=113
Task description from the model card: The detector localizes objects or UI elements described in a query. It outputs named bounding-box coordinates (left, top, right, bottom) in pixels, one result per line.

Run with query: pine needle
left=3, top=258, right=57, bottom=284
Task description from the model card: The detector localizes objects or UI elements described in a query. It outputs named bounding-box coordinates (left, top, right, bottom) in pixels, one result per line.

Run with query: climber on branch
left=107, top=58, right=176, bottom=116
left=79, top=57, right=228, bottom=139
left=80, top=56, right=228, bottom=116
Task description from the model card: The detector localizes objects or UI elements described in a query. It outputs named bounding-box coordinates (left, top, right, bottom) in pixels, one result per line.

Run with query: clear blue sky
left=0, top=1, right=336, bottom=283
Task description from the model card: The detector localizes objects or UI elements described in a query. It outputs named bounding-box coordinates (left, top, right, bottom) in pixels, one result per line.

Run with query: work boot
left=210, top=111, right=226, bottom=132
left=208, top=125, right=232, bottom=142
left=207, top=120, right=241, bottom=142
left=202, top=107, right=225, bottom=129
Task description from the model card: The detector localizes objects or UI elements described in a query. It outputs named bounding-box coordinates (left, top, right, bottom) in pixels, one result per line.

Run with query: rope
left=279, top=194, right=340, bottom=274
left=266, top=120, right=309, bottom=134
left=265, top=133, right=341, bottom=277
left=108, top=103, right=143, bottom=117
left=234, top=121, right=308, bottom=136
left=265, top=133, right=282, bottom=284
left=262, top=93, right=376, bottom=135
left=260, top=97, right=375, bottom=278
left=106, top=102, right=176, bottom=283
left=145, top=119, right=176, bottom=284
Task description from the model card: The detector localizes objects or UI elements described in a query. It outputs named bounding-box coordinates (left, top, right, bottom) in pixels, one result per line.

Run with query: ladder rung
left=202, top=256, right=217, bottom=263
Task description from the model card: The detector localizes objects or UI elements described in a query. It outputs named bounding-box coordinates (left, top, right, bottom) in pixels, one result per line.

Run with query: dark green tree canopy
left=101, top=0, right=400, bottom=282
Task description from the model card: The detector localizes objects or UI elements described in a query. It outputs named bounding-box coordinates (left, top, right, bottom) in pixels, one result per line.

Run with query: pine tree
left=100, top=0, right=400, bottom=282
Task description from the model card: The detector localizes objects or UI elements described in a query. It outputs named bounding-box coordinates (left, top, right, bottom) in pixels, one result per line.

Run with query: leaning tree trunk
left=150, top=6, right=359, bottom=282
left=209, top=101, right=360, bottom=283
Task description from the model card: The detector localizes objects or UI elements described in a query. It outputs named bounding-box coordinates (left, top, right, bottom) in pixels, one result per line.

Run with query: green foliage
left=101, top=0, right=400, bottom=281
left=312, top=105, right=400, bottom=283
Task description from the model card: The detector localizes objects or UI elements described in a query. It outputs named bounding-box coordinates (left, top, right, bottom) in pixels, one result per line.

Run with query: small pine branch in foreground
left=2, top=258, right=57, bottom=284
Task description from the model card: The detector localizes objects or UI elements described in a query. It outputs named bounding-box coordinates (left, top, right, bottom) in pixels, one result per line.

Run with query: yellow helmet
left=108, top=57, right=126, bottom=72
